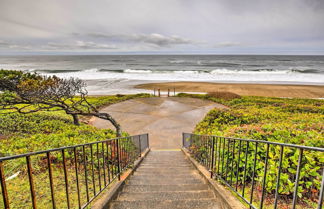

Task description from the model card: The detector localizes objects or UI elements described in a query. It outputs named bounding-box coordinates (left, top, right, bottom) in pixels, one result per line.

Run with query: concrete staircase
left=109, top=151, right=220, bottom=209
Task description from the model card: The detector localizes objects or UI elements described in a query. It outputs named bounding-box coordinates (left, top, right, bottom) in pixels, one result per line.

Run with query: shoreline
left=135, top=81, right=324, bottom=98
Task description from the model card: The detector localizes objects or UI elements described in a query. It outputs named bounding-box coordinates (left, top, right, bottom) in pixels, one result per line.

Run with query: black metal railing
left=183, top=133, right=324, bottom=209
left=0, top=134, right=149, bottom=209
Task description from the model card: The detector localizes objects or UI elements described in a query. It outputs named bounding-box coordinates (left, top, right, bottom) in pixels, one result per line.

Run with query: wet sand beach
left=135, top=82, right=324, bottom=98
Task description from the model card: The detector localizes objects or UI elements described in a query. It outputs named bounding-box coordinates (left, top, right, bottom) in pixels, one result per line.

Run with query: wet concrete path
left=91, top=97, right=226, bottom=150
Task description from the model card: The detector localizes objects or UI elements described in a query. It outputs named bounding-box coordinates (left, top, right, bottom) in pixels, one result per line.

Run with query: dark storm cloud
left=0, top=0, right=323, bottom=54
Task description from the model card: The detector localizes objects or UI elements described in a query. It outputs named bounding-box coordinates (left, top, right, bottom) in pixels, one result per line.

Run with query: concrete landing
left=91, top=97, right=225, bottom=149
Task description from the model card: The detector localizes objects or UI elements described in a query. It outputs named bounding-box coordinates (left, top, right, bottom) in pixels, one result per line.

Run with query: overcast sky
left=0, top=0, right=324, bottom=55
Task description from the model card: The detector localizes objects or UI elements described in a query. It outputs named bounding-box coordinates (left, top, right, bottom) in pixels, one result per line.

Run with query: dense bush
left=182, top=94, right=324, bottom=206
left=0, top=94, right=151, bottom=208
left=0, top=93, right=152, bottom=156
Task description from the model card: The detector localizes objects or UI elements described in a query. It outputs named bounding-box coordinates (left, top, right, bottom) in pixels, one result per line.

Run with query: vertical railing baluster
left=210, top=137, right=215, bottom=178
left=96, top=143, right=102, bottom=191
left=73, top=147, right=81, bottom=209
left=292, top=148, right=303, bottom=209
left=204, top=136, right=207, bottom=166
left=61, top=150, right=70, bottom=209
left=221, top=137, right=226, bottom=177
left=217, top=137, right=221, bottom=176
left=260, top=144, right=270, bottom=209
left=116, top=138, right=121, bottom=180
left=110, top=142, right=115, bottom=179
left=214, top=137, right=219, bottom=177
left=101, top=143, right=107, bottom=186
left=106, top=142, right=111, bottom=184
left=249, top=142, right=258, bottom=208
left=235, top=140, right=242, bottom=191
left=182, top=133, right=185, bottom=148
left=225, top=139, right=231, bottom=181
left=120, top=138, right=123, bottom=171
left=139, top=135, right=142, bottom=157
left=82, top=146, right=89, bottom=202
left=0, top=161, right=9, bottom=209
left=230, top=139, right=235, bottom=185
left=317, top=168, right=324, bottom=209
left=274, top=146, right=284, bottom=209
left=210, top=136, right=213, bottom=170
left=26, top=156, right=37, bottom=209
left=242, top=141, right=250, bottom=197
left=46, top=152, right=56, bottom=209
left=90, top=144, right=96, bottom=195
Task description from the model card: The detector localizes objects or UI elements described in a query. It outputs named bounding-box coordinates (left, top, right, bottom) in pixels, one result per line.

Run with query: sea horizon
left=1, top=54, right=323, bottom=94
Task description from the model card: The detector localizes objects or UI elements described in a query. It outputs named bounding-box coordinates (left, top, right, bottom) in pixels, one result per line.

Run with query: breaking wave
left=22, top=67, right=323, bottom=75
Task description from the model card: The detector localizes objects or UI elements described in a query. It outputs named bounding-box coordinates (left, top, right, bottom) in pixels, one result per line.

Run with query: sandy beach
left=135, top=82, right=324, bottom=98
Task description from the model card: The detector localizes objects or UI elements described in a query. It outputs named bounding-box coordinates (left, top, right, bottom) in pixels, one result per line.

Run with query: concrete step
left=142, top=159, right=188, bottom=163
left=117, top=190, right=215, bottom=201
left=110, top=199, right=221, bottom=209
left=134, top=171, right=200, bottom=178
left=136, top=167, right=194, bottom=171
left=130, top=175, right=201, bottom=182
left=122, top=184, right=210, bottom=192
left=139, top=165, right=193, bottom=169
left=126, top=178, right=203, bottom=185
left=140, top=161, right=190, bottom=165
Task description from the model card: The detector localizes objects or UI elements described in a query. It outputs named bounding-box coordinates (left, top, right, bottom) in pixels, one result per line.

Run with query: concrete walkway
left=91, top=97, right=225, bottom=150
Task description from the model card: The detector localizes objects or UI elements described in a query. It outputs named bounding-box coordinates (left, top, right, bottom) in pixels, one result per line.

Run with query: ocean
left=0, top=55, right=323, bottom=94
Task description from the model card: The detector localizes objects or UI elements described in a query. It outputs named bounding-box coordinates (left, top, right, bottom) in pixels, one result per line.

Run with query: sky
left=0, top=0, right=324, bottom=55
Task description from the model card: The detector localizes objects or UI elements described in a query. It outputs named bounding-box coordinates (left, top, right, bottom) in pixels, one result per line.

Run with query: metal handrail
left=183, top=133, right=324, bottom=209
left=0, top=133, right=149, bottom=209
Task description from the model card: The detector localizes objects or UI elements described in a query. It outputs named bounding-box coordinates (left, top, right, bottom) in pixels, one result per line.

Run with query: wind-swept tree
left=0, top=69, right=122, bottom=136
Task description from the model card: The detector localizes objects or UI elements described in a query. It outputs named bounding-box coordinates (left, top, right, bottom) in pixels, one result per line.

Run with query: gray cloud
left=0, top=0, right=323, bottom=54
left=46, top=41, right=117, bottom=50
left=213, top=42, right=242, bottom=48
left=77, top=33, right=196, bottom=47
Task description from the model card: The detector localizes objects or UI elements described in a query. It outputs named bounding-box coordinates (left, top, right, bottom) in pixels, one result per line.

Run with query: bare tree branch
left=0, top=69, right=121, bottom=136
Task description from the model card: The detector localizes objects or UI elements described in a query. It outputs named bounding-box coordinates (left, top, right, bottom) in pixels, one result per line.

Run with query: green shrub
left=186, top=94, right=324, bottom=206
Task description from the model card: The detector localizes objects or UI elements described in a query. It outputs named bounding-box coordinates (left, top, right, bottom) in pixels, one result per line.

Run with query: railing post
left=318, top=168, right=324, bottom=209
left=292, top=148, right=303, bottom=209
left=138, top=135, right=142, bottom=157
left=210, top=137, right=215, bottom=178
left=0, top=161, right=9, bottom=209
left=174, top=88, right=176, bottom=96
left=26, top=156, right=37, bottom=209
left=147, top=133, right=149, bottom=148
left=158, top=89, right=160, bottom=97
left=153, top=88, right=156, bottom=96
left=167, top=89, right=170, bottom=97
left=116, top=138, right=121, bottom=180
left=182, top=133, right=185, bottom=148
left=46, top=152, right=56, bottom=209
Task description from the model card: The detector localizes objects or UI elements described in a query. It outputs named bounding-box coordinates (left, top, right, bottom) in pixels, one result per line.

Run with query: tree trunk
left=72, top=114, right=80, bottom=125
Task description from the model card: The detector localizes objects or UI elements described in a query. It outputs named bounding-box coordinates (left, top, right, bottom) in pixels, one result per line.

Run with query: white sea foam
left=123, top=69, right=152, bottom=73
left=83, top=68, right=99, bottom=73
left=169, top=60, right=185, bottom=63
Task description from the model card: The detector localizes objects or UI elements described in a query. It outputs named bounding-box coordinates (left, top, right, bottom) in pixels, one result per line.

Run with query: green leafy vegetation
left=180, top=93, right=324, bottom=208
left=0, top=93, right=151, bottom=156
left=0, top=93, right=151, bottom=208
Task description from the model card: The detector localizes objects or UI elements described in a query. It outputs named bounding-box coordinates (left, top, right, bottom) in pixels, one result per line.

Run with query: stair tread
left=110, top=199, right=221, bottom=209
left=108, top=151, right=220, bottom=209
left=122, top=184, right=210, bottom=192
